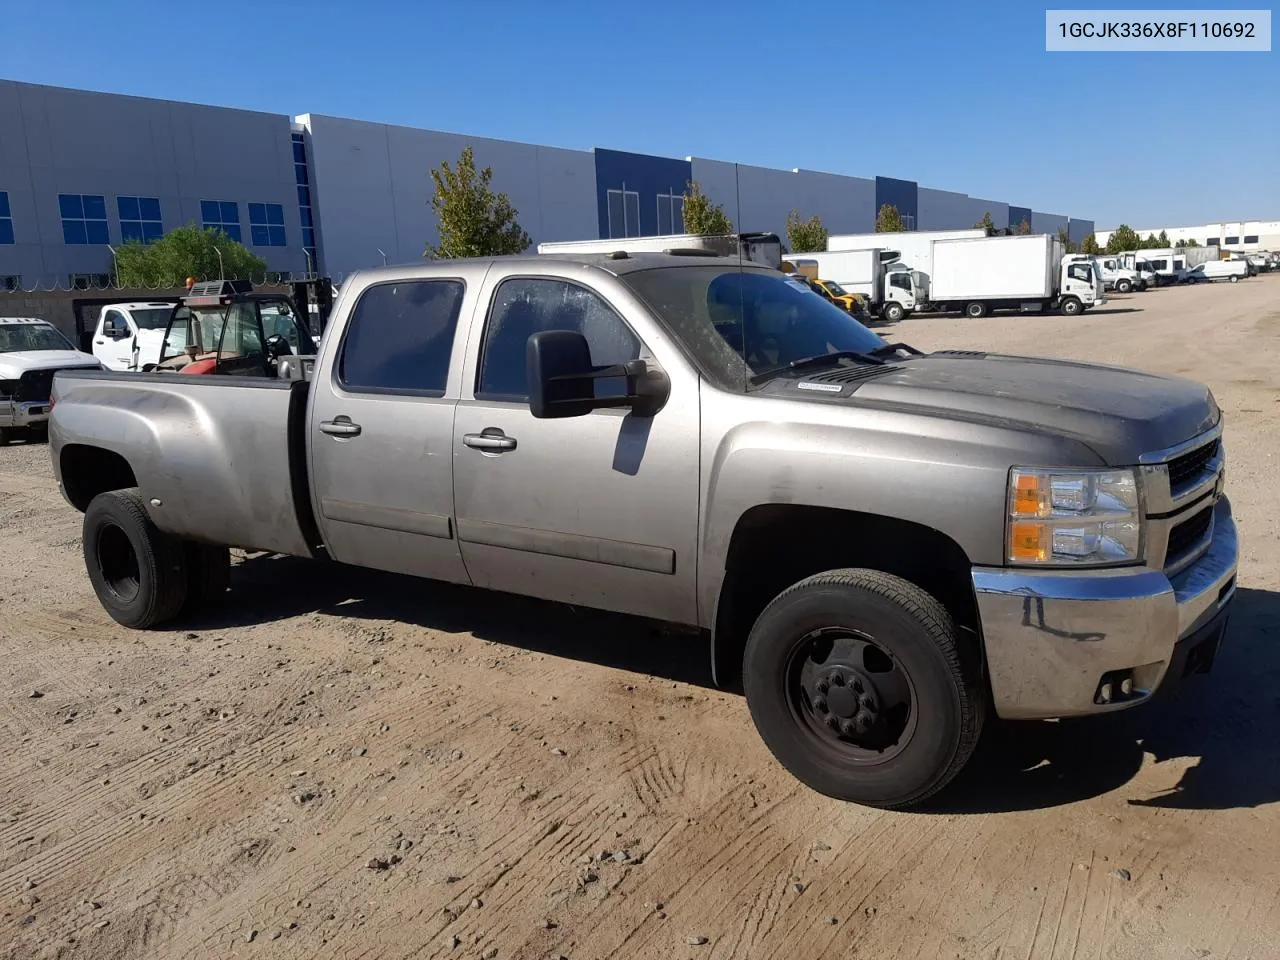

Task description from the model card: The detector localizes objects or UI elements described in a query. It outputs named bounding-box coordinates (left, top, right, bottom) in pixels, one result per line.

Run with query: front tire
left=83, top=488, right=188, bottom=629
left=882, top=302, right=905, bottom=323
left=1060, top=297, right=1083, bottom=316
left=1117, top=278, right=1133, bottom=293
left=742, top=569, right=984, bottom=809
left=1230, top=275, right=1239, bottom=283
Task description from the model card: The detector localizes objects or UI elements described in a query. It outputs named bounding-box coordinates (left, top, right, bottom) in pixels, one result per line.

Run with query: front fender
left=695, top=388, right=1100, bottom=628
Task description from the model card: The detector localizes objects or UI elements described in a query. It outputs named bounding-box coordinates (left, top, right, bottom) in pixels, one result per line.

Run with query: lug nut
left=826, top=715, right=841, bottom=730
left=817, top=680, right=830, bottom=694
left=839, top=719, right=857, bottom=737
left=830, top=675, right=845, bottom=687
left=851, top=678, right=864, bottom=693
left=1120, top=678, right=1133, bottom=696
left=1099, top=682, right=1113, bottom=704
left=813, top=696, right=828, bottom=713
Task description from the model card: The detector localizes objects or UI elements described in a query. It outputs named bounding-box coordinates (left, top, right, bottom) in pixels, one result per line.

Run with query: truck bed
left=50, top=370, right=318, bottom=558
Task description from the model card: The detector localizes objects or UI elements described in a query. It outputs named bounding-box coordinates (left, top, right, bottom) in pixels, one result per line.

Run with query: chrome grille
left=1168, top=439, right=1220, bottom=492
left=1166, top=507, right=1213, bottom=570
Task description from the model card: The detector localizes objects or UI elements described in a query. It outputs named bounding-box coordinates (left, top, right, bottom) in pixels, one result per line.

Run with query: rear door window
left=338, top=279, right=465, bottom=396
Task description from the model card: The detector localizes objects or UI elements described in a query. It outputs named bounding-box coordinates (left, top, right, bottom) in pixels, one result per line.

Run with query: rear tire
left=1060, top=297, right=1083, bottom=316
left=965, top=301, right=988, bottom=319
left=883, top=302, right=905, bottom=323
left=181, top=542, right=231, bottom=616
left=742, top=569, right=984, bottom=809
left=83, top=488, right=188, bottom=629
left=1230, top=275, right=1239, bottom=283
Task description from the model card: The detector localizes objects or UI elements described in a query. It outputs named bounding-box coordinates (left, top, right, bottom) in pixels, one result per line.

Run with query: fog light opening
left=1095, top=668, right=1140, bottom=706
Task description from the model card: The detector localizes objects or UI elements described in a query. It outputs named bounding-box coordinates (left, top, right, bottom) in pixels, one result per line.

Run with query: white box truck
left=929, top=234, right=1105, bottom=317
left=780, top=249, right=918, bottom=321
left=826, top=228, right=987, bottom=253
left=537, top=232, right=783, bottom=269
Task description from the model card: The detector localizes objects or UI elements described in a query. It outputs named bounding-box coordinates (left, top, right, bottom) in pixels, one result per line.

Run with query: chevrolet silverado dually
left=48, top=251, right=1236, bottom=808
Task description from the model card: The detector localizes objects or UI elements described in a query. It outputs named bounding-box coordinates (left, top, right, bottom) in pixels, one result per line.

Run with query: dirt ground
left=2, top=275, right=1278, bottom=960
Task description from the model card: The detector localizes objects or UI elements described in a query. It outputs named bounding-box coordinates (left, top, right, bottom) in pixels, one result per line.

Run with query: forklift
left=150, top=278, right=331, bottom=379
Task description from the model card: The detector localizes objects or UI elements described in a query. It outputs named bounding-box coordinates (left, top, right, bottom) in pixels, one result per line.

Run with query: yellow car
left=795, top=277, right=868, bottom=316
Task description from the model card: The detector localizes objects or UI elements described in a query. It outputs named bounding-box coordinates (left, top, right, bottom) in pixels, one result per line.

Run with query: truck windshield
left=621, top=266, right=887, bottom=390
left=129, top=308, right=172, bottom=330
left=821, top=279, right=849, bottom=296
left=0, top=323, right=74, bottom=353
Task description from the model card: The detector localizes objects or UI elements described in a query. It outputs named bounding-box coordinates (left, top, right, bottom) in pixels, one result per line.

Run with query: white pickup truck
left=90, top=302, right=179, bottom=371
left=1, top=317, right=102, bottom=444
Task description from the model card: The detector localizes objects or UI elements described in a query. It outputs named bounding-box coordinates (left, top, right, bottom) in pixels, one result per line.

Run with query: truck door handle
left=319, top=417, right=362, bottom=438
left=463, top=430, right=517, bottom=452
left=95, top=339, right=105, bottom=344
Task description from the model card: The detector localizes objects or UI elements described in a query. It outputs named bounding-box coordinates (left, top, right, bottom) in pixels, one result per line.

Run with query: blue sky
left=4, top=0, right=1275, bottom=228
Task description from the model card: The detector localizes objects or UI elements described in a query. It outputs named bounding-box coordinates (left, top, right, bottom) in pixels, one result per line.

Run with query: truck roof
left=351, top=251, right=773, bottom=283
left=0, top=317, right=52, bottom=325
left=102, top=302, right=176, bottom=311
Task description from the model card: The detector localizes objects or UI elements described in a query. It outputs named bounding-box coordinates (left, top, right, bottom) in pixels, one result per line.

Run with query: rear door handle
left=319, top=417, right=362, bottom=438
left=463, top=430, right=516, bottom=452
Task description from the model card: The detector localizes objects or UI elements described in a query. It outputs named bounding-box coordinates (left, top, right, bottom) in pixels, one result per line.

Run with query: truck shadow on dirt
left=931, top=586, right=1280, bottom=814
left=194, top=553, right=715, bottom=688
left=191, top=558, right=1278, bottom=814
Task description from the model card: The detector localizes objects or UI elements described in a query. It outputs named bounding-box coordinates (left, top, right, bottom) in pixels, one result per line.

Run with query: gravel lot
left=2, top=275, right=1277, bottom=960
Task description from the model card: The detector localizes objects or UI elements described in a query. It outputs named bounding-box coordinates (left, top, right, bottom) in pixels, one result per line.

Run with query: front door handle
left=95, top=339, right=106, bottom=345
left=319, top=417, right=362, bottom=438
left=463, top=430, right=517, bottom=452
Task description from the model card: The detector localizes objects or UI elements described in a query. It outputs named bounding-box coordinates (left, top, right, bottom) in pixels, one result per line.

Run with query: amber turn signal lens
left=1009, top=521, right=1049, bottom=563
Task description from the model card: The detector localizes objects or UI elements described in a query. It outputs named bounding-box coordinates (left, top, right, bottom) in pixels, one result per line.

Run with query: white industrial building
left=0, top=78, right=1095, bottom=289
left=1093, top=221, right=1279, bottom=253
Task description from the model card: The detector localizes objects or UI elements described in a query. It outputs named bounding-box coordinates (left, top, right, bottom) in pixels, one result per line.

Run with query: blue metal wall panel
left=593, top=148, right=692, bottom=239
left=874, top=176, right=918, bottom=227
left=1008, top=205, right=1033, bottom=231
left=1068, top=219, right=1095, bottom=245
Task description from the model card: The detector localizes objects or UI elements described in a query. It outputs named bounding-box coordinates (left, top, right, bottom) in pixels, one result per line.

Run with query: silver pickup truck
left=48, top=251, right=1237, bottom=809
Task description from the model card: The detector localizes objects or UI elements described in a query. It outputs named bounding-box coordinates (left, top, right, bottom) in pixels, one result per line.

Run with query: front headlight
left=1006, top=467, right=1143, bottom=566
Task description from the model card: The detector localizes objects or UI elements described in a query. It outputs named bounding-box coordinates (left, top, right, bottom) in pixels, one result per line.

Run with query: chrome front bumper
left=973, top=496, right=1238, bottom=720
left=0, top=399, right=52, bottom=429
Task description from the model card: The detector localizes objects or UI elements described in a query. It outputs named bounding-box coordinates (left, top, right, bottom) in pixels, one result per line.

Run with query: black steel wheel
left=743, top=569, right=984, bottom=809
left=83, top=488, right=188, bottom=629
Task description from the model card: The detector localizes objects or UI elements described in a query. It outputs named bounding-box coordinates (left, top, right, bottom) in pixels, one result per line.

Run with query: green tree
left=1013, top=217, right=1032, bottom=235
left=1182, top=237, right=1200, bottom=248
left=1056, top=226, right=1078, bottom=253
left=425, top=146, right=531, bottom=259
left=681, top=181, right=734, bottom=235
left=1080, top=233, right=1102, bottom=254
left=785, top=210, right=828, bottom=253
left=114, top=224, right=267, bottom=287
left=1157, top=229, right=1170, bottom=247
left=875, top=203, right=905, bottom=233
left=1142, top=232, right=1160, bottom=249
left=973, top=211, right=995, bottom=233
left=1104, top=224, right=1140, bottom=254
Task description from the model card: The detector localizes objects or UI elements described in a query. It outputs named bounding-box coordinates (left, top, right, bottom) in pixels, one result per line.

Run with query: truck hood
left=826, top=353, right=1217, bottom=463
left=0, top=350, right=102, bottom=378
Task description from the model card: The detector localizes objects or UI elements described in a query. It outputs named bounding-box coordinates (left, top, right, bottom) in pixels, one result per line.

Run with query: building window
left=1243, top=234, right=1259, bottom=244
left=200, top=200, right=242, bottom=242
left=0, top=191, right=13, bottom=244
left=59, top=194, right=109, bottom=245
left=117, top=196, right=163, bottom=244
left=248, top=202, right=287, bottom=247
left=69, top=273, right=112, bottom=290
left=1225, top=236, right=1239, bottom=244
left=1207, top=237, right=1219, bottom=245
left=0, top=275, right=19, bottom=291
left=292, top=132, right=317, bottom=273
left=903, top=214, right=917, bottom=231
left=656, top=193, right=685, bottom=235
left=606, top=188, right=641, bottom=239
